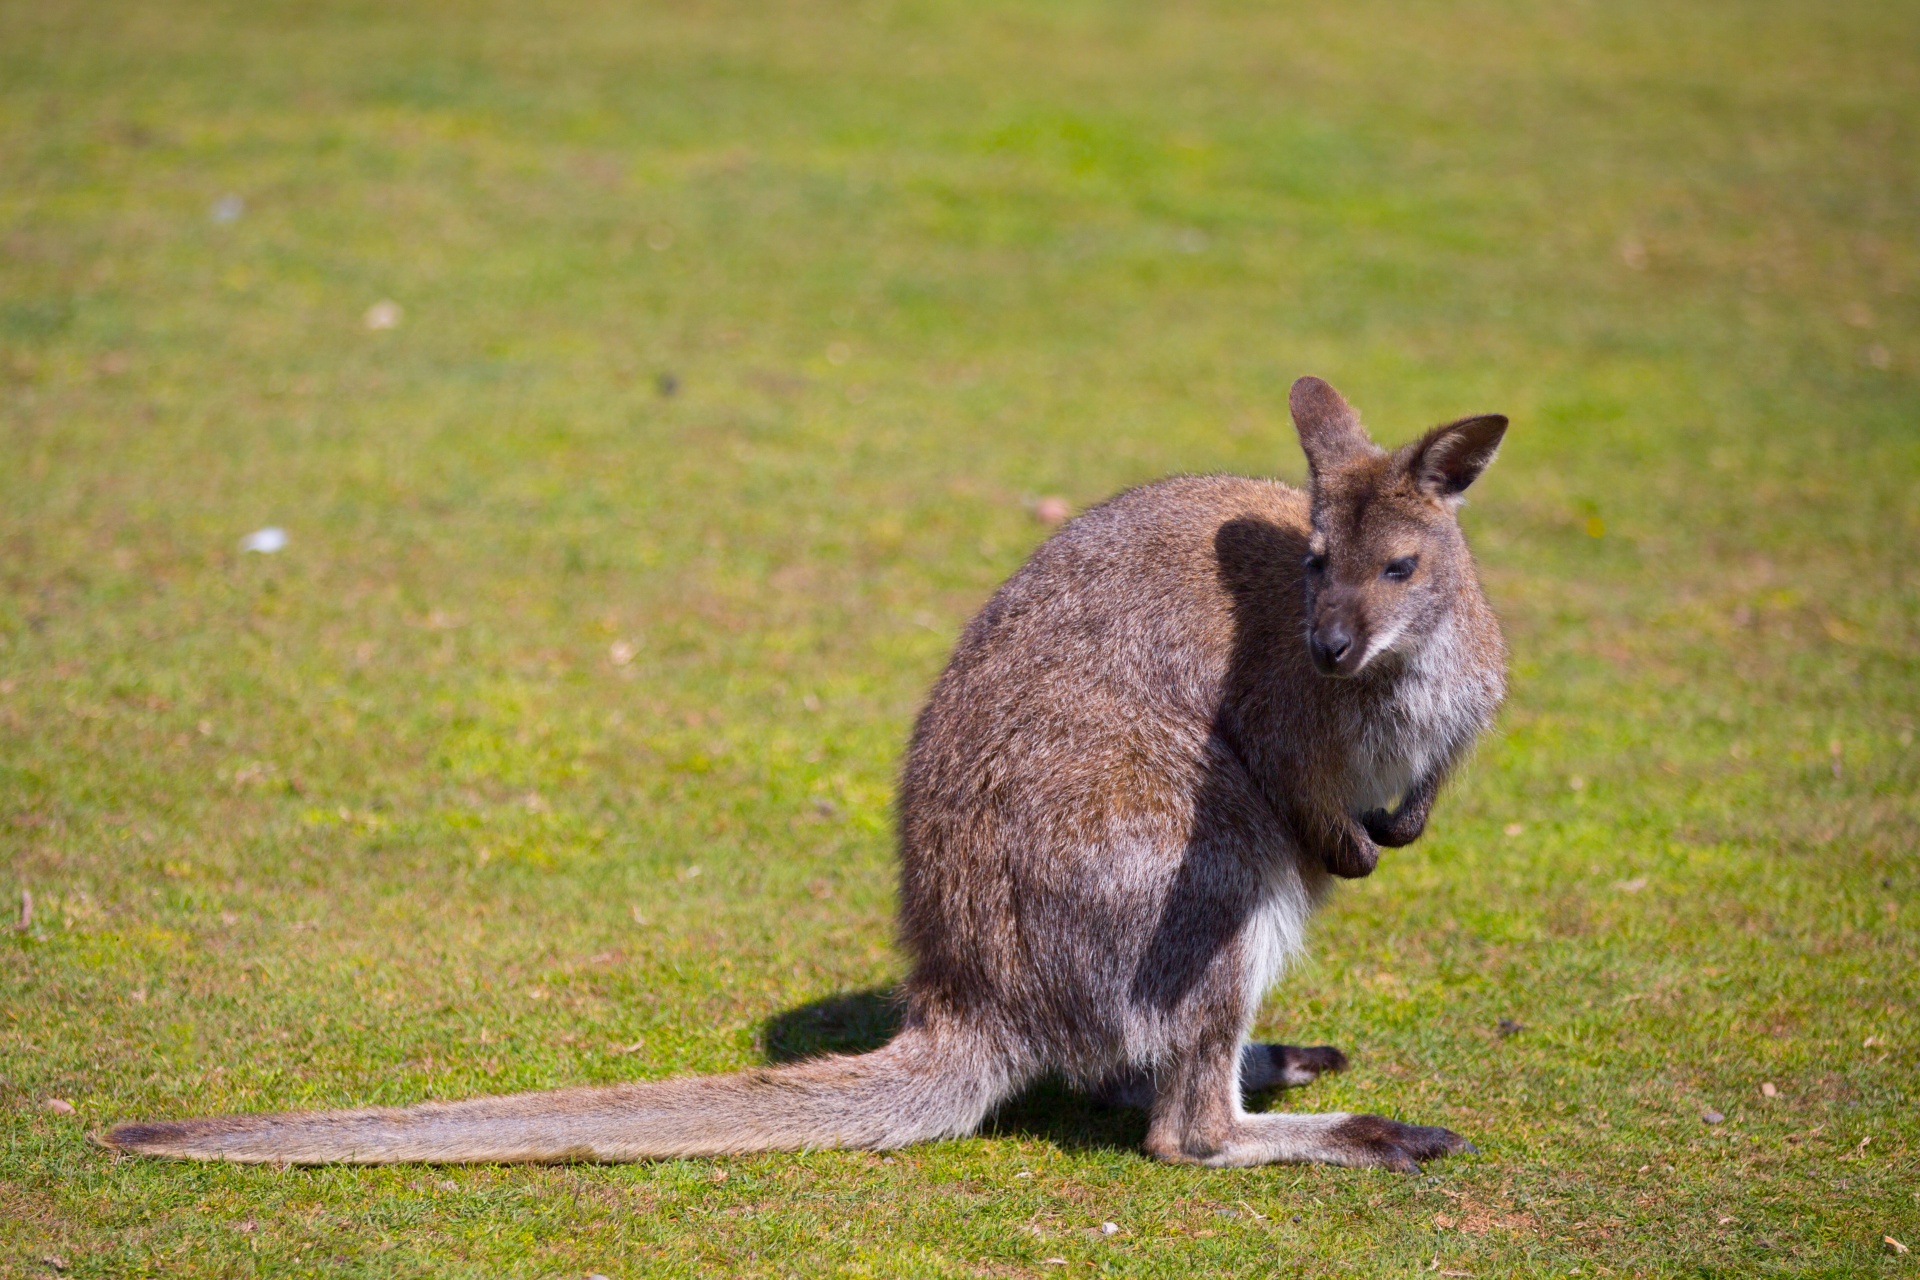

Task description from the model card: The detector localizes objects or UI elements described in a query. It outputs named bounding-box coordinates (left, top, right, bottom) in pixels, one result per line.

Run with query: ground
left=1, top=0, right=1916, bottom=1275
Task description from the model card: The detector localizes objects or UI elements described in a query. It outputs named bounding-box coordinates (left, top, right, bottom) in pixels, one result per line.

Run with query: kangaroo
left=102, top=376, right=1508, bottom=1171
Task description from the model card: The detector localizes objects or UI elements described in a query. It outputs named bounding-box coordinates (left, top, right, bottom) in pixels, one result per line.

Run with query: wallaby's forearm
left=1361, top=772, right=1442, bottom=848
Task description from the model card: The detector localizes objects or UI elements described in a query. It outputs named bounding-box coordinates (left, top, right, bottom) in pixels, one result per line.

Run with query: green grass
left=3, top=0, right=1917, bottom=1274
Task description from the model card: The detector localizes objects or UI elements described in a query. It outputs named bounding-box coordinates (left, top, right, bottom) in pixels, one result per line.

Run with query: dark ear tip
left=1289, top=376, right=1354, bottom=428
left=1439, top=413, right=1509, bottom=445
left=1288, top=376, right=1334, bottom=410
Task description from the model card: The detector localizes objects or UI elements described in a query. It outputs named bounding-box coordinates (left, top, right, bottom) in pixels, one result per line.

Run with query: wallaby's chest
left=1339, top=637, right=1494, bottom=814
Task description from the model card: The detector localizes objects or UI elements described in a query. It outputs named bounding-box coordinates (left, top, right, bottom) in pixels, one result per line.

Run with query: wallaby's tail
left=98, top=1026, right=1011, bottom=1164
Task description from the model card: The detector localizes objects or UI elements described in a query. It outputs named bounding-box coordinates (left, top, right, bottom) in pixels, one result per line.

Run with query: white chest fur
left=1344, top=618, right=1493, bottom=814
left=1240, top=868, right=1316, bottom=1010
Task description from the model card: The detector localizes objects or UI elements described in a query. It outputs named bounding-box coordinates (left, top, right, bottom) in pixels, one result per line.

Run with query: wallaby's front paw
left=1323, top=840, right=1379, bottom=878
left=1360, top=808, right=1422, bottom=848
left=1326, top=1114, right=1476, bottom=1173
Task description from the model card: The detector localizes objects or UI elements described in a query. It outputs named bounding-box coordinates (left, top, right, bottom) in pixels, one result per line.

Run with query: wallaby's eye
left=1383, top=556, right=1418, bottom=581
left=1304, top=553, right=1328, bottom=575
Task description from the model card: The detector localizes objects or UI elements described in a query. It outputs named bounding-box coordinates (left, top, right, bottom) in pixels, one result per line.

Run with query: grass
left=2, top=0, right=1917, bottom=1274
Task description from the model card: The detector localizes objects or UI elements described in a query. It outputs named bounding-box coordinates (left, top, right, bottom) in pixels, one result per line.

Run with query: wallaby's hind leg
left=1094, top=1042, right=1345, bottom=1110
left=1143, top=1040, right=1472, bottom=1171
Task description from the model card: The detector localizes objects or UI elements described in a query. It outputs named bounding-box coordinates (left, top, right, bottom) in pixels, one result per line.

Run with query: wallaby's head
left=1288, top=376, right=1507, bottom=678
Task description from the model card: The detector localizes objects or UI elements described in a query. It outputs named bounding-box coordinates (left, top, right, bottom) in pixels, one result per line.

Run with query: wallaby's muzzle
left=1308, top=623, right=1354, bottom=676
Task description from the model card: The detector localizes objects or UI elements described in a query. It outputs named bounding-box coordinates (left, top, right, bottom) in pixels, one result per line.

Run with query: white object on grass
left=240, top=527, right=287, bottom=553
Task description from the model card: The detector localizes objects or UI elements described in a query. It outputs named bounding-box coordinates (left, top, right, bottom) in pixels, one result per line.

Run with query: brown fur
left=101, top=376, right=1508, bottom=1170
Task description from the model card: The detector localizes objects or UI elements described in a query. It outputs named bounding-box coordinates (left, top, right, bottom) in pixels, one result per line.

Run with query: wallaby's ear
left=1289, top=376, right=1373, bottom=476
left=1405, top=413, right=1508, bottom=503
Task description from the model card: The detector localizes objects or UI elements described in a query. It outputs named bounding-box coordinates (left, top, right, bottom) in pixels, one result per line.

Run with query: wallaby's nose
left=1310, top=624, right=1353, bottom=675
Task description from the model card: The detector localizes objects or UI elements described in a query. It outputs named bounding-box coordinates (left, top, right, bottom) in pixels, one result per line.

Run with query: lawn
left=2, top=0, right=1916, bottom=1274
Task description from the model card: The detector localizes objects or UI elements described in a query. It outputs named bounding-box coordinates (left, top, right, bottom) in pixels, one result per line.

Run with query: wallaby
left=102, top=376, right=1508, bottom=1171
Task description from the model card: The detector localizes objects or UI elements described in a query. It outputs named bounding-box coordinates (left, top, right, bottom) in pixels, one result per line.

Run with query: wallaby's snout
left=1307, top=589, right=1368, bottom=677
left=1308, top=618, right=1353, bottom=675
left=1305, top=573, right=1391, bottom=678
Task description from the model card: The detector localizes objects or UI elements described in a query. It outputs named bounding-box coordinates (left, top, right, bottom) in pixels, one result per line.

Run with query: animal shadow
left=762, top=988, right=902, bottom=1062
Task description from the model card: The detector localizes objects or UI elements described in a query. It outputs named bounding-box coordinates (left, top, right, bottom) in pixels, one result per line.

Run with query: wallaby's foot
left=1093, top=1043, right=1347, bottom=1110
left=1316, top=1114, right=1476, bottom=1173
left=1146, top=1110, right=1475, bottom=1171
left=1143, top=1038, right=1471, bottom=1170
